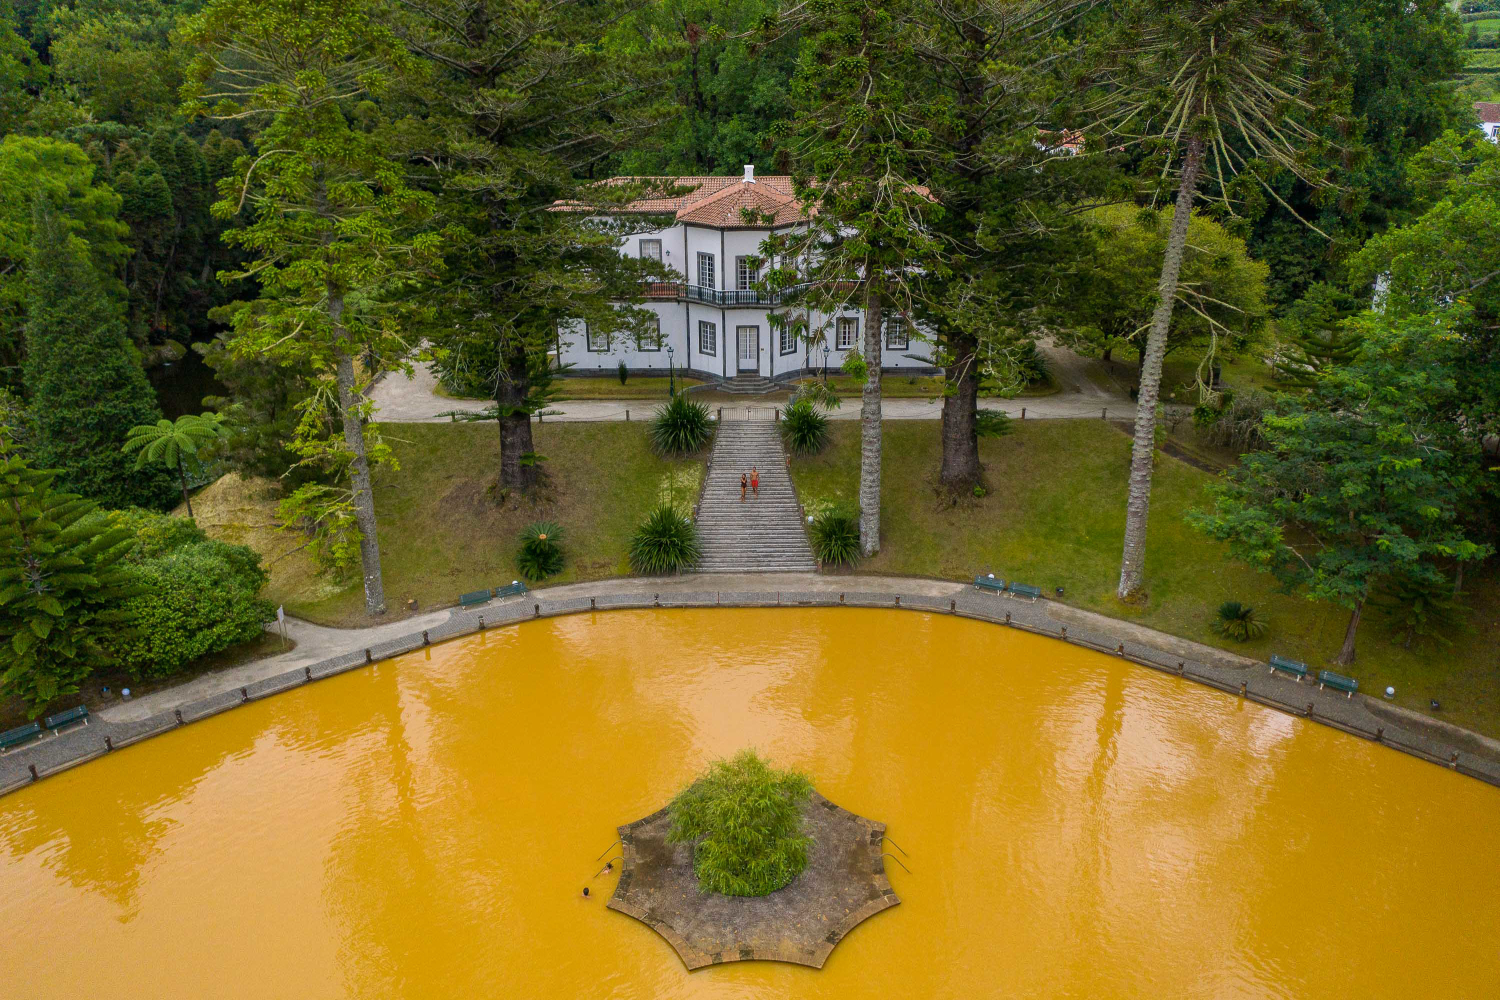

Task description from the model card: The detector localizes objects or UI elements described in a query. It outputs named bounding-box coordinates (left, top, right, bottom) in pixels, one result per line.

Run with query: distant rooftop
left=1475, top=101, right=1500, bottom=124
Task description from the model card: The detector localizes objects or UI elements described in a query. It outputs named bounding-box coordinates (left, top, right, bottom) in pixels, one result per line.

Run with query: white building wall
left=555, top=220, right=937, bottom=381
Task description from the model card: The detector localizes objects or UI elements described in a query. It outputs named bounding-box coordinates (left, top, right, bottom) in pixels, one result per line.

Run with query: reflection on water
left=1, top=609, right=1497, bottom=998
left=147, top=347, right=226, bottom=419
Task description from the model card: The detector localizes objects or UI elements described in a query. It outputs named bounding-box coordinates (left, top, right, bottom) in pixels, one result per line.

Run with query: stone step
left=692, top=412, right=815, bottom=573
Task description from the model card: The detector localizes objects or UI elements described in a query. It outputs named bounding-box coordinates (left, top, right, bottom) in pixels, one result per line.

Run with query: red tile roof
left=557, top=174, right=809, bottom=228
left=1476, top=102, right=1500, bottom=124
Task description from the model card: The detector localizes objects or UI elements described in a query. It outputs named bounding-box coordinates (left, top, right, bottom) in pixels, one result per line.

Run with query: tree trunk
left=859, top=284, right=883, bottom=556
left=1117, top=138, right=1204, bottom=600
left=1333, top=598, right=1364, bottom=666
left=496, top=342, right=537, bottom=491
left=179, top=459, right=194, bottom=520
left=328, top=287, right=387, bottom=617
left=939, top=326, right=980, bottom=488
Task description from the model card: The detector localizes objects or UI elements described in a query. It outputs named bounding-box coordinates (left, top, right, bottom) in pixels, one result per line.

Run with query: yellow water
left=2, top=609, right=1498, bottom=998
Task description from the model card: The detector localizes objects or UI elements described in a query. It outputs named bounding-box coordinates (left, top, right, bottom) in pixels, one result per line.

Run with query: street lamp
left=666, top=344, right=675, bottom=397
left=822, top=344, right=830, bottom=385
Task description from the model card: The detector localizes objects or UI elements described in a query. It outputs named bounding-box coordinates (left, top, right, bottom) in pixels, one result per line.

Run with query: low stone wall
left=3, top=589, right=1497, bottom=798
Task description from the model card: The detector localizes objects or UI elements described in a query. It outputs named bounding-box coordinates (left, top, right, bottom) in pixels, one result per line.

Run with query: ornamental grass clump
left=649, top=394, right=713, bottom=455
left=668, top=750, right=814, bottom=897
left=810, top=508, right=860, bottom=566
left=516, top=521, right=564, bottom=580
left=780, top=398, right=829, bottom=455
left=1211, top=600, right=1267, bottom=642
left=629, top=504, right=700, bottom=574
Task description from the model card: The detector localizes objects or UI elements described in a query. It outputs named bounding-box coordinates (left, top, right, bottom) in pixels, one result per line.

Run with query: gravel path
left=370, top=357, right=1135, bottom=424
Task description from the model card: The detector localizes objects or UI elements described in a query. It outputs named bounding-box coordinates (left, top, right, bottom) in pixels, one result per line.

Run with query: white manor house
left=554, top=166, right=937, bottom=386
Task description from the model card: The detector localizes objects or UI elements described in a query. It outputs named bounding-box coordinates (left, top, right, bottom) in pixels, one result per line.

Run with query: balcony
left=641, top=281, right=786, bottom=307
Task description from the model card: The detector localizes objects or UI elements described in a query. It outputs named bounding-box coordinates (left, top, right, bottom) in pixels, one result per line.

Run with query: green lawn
left=792, top=374, right=946, bottom=398
left=270, top=422, right=704, bottom=626
left=554, top=376, right=704, bottom=400
left=1465, top=47, right=1500, bottom=67
left=791, top=420, right=1500, bottom=738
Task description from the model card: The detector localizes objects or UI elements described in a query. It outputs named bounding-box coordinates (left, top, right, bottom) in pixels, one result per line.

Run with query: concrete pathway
left=370, top=358, right=1134, bottom=424
left=7, top=574, right=1499, bottom=796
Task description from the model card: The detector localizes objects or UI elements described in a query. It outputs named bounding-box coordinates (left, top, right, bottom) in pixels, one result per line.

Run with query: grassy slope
left=203, top=423, right=704, bottom=628
left=791, top=420, right=1500, bottom=737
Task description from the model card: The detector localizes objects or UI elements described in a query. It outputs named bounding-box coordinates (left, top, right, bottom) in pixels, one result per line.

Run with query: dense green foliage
left=809, top=508, right=860, bottom=567
left=0, top=430, right=138, bottom=715
left=1211, top=601, right=1268, bottom=642
left=516, top=521, right=565, bottom=581
left=24, top=199, right=175, bottom=509
left=1060, top=205, right=1269, bottom=378
left=780, top=399, right=829, bottom=456
left=100, top=508, right=272, bottom=679
left=1189, top=311, right=1492, bottom=663
left=629, top=504, right=700, bottom=574
left=649, top=394, right=713, bottom=455
left=667, top=750, right=814, bottom=897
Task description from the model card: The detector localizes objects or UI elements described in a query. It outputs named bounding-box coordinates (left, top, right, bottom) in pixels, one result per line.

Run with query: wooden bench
left=1007, top=583, right=1043, bottom=602
left=1268, top=654, right=1308, bottom=681
left=44, top=705, right=88, bottom=733
left=493, top=581, right=529, bottom=600
left=973, top=575, right=1007, bottom=594
left=1317, top=669, right=1358, bottom=698
left=0, top=721, right=41, bottom=751
left=458, top=589, right=492, bottom=608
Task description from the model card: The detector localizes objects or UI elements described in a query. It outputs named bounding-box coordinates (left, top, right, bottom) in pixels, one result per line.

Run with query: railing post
left=1021, top=407, right=1026, bottom=419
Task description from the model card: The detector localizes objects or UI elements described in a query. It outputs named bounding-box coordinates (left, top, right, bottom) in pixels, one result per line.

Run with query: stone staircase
left=695, top=421, right=816, bottom=573
left=716, top=375, right=780, bottom=396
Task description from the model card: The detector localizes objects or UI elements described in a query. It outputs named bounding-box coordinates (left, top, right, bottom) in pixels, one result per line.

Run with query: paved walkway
left=696, top=423, right=816, bottom=572
left=5, top=575, right=1499, bottom=796
left=370, top=358, right=1135, bottom=423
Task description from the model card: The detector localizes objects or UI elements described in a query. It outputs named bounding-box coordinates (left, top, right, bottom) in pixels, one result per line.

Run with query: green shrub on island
left=649, top=394, right=713, bottom=455
left=668, top=750, right=814, bottom=897
left=810, top=508, right=861, bottom=566
left=516, top=521, right=565, bottom=580
left=96, top=509, right=274, bottom=679
left=780, top=398, right=829, bottom=455
left=1210, top=601, right=1267, bottom=642
left=629, top=504, right=700, bottom=574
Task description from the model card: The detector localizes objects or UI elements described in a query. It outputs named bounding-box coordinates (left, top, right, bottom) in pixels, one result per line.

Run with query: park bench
left=44, top=705, right=88, bottom=733
left=1268, top=654, right=1308, bottom=682
left=459, top=589, right=492, bottom=608
left=1317, top=670, right=1358, bottom=698
left=493, top=581, right=529, bottom=600
left=973, top=575, right=1007, bottom=594
left=0, top=721, right=41, bottom=752
left=1007, top=583, right=1043, bottom=602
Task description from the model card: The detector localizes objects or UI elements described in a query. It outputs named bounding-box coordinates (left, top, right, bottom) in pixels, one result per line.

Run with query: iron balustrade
left=641, top=281, right=805, bottom=307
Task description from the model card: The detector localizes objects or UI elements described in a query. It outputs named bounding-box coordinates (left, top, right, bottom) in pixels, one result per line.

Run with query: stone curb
left=2, top=589, right=1497, bottom=798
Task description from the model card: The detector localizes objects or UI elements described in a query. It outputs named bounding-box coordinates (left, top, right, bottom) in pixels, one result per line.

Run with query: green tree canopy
left=23, top=197, right=174, bottom=509
left=1057, top=204, right=1269, bottom=384
left=0, top=135, right=130, bottom=380
left=0, top=427, right=139, bottom=716
left=667, top=750, right=814, bottom=897
left=1189, top=308, right=1492, bottom=665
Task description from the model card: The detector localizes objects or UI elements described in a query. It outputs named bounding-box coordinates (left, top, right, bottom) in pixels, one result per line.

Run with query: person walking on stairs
left=751, top=466, right=759, bottom=498
left=740, top=472, right=748, bottom=502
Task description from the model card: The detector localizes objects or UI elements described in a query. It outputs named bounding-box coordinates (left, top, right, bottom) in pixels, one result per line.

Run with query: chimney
left=743, top=164, right=755, bottom=184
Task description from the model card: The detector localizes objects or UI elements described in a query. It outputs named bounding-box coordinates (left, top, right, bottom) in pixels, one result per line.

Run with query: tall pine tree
left=23, top=197, right=175, bottom=509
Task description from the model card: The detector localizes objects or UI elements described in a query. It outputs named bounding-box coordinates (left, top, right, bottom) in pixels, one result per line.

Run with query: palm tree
left=122, top=413, right=226, bottom=519
left=1085, top=0, right=1342, bottom=600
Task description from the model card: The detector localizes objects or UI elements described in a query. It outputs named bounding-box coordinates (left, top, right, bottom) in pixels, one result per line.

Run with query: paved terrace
left=3, top=574, right=1497, bottom=797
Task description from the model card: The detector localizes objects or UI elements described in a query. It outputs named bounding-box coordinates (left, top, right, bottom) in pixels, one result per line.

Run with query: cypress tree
left=22, top=197, right=176, bottom=509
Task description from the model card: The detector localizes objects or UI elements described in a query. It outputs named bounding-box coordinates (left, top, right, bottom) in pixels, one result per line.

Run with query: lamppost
left=666, top=344, right=675, bottom=397
left=822, top=344, right=830, bottom=385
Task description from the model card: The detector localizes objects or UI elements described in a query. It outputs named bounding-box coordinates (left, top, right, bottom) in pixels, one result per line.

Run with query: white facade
left=554, top=171, right=935, bottom=383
